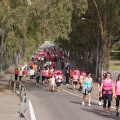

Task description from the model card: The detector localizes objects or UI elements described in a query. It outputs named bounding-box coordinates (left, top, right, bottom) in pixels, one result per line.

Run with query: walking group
left=13, top=45, right=120, bottom=117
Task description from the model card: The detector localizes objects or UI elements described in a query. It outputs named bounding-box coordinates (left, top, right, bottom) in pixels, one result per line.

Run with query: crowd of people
left=13, top=45, right=120, bottom=117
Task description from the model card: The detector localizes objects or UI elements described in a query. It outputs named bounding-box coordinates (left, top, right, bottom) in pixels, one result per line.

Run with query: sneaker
left=116, top=112, right=119, bottom=116
left=82, top=101, right=84, bottom=105
left=104, top=112, right=107, bottom=116
left=99, top=102, right=102, bottom=106
left=88, top=104, right=91, bottom=107
left=107, top=111, right=110, bottom=115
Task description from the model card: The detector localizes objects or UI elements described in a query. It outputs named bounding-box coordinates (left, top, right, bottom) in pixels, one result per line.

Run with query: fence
left=9, top=76, right=28, bottom=120
left=65, top=50, right=97, bottom=81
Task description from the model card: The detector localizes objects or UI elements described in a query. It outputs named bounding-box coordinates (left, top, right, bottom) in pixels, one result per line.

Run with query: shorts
left=23, top=74, right=26, bottom=77
left=73, top=81, right=78, bottom=85
left=56, top=82, right=61, bottom=87
left=83, top=88, right=92, bottom=95
left=50, top=83, right=55, bottom=87
left=42, top=76, right=46, bottom=81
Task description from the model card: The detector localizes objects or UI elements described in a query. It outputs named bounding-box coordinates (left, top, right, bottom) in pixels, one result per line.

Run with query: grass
left=109, top=59, right=120, bottom=71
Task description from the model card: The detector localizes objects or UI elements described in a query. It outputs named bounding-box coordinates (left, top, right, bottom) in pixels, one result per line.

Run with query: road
left=24, top=80, right=119, bottom=120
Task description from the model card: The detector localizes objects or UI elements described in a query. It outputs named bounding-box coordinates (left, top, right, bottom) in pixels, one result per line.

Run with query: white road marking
left=29, top=100, right=36, bottom=120
left=62, top=89, right=116, bottom=110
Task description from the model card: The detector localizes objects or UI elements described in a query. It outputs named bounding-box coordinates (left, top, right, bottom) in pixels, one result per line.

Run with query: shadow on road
left=81, top=108, right=119, bottom=120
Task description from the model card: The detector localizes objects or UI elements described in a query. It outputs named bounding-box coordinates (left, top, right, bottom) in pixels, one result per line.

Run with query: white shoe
left=88, top=104, right=91, bottom=107
left=104, top=112, right=107, bottom=116
left=99, top=102, right=102, bottom=106
left=107, top=111, right=110, bottom=115
left=82, top=101, right=84, bottom=105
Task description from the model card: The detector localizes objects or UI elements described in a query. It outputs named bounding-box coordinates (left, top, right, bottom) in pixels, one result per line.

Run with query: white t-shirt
left=43, top=63, right=47, bottom=68
left=56, top=75, right=62, bottom=82
left=22, top=66, right=24, bottom=71
left=49, top=61, right=52, bottom=65
left=38, top=57, right=40, bottom=60
left=41, top=57, right=44, bottom=61
left=50, top=77, right=55, bottom=84
left=30, top=69, right=35, bottom=75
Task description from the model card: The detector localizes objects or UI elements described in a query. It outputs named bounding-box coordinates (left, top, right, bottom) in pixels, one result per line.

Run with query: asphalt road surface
left=23, top=80, right=119, bottom=120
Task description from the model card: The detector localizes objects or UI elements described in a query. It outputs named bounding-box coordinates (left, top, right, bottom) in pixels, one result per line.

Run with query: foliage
left=0, top=0, right=88, bottom=66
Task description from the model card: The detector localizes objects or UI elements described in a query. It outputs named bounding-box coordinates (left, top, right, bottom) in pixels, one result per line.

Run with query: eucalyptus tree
left=89, top=0, right=120, bottom=71
left=0, top=0, right=88, bottom=69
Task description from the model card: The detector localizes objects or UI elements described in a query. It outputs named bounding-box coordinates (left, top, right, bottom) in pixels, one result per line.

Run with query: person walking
left=41, top=68, right=47, bottom=84
left=98, top=73, right=106, bottom=106
left=36, top=69, right=40, bottom=85
left=72, top=72, right=79, bottom=90
left=49, top=74, right=56, bottom=92
left=14, top=67, right=19, bottom=81
left=79, top=72, right=85, bottom=91
left=65, top=69, right=70, bottom=85
left=61, top=60, right=64, bottom=70
left=30, top=67, right=35, bottom=79
left=114, top=74, right=120, bottom=116
left=19, top=68, right=23, bottom=82
left=100, top=72, right=114, bottom=115
left=23, top=68, right=27, bottom=82
left=70, top=67, right=75, bottom=85
left=55, top=72, right=63, bottom=92
left=82, top=73, right=93, bottom=107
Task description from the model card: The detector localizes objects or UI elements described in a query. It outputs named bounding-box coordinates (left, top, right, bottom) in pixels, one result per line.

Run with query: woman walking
left=14, top=67, right=19, bottom=81
left=72, top=72, right=79, bottom=90
left=30, top=67, right=35, bottom=79
left=65, top=69, right=70, bottom=85
left=19, top=68, right=23, bottom=82
left=23, top=68, right=27, bottom=82
left=82, top=73, right=93, bottom=107
left=114, top=74, right=120, bottom=116
left=55, top=72, right=63, bottom=92
left=100, top=72, right=114, bottom=115
left=50, top=74, right=55, bottom=92
left=36, top=69, right=40, bottom=85
left=98, top=73, right=106, bottom=106
left=41, top=68, right=47, bottom=84
left=79, top=72, right=85, bottom=91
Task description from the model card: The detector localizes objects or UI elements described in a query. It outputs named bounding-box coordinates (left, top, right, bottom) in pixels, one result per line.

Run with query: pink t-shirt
left=54, top=70, right=62, bottom=77
left=54, top=70, right=58, bottom=77
left=73, top=75, right=79, bottom=82
left=102, top=79, right=113, bottom=94
left=82, top=72, right=86, bottom=78
left=41, top=70, right=46, bottom=76
left=56, top=75, right=62, bottom=82
left=74, top=70, right=80, bottom=76
left=115, top=81, right=120, bottom=95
